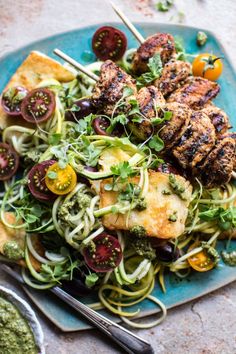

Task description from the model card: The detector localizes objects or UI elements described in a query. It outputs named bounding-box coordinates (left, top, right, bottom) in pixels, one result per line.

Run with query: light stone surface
left=0, top=0, right=236, bottom=353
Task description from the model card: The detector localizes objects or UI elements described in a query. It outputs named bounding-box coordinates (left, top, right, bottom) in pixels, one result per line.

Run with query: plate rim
left=0, top=22, right=235, bottom=332
left=0, top=22, right=235, bottom=74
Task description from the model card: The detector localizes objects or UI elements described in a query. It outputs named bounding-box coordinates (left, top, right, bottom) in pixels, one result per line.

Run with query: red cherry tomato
left=1, top=86, right=28, bottom=116
left=0, top=143, right=19, bottom=181
left=21, top=88, right=56, bottom=123
left=83, top=233, right=122, bottom=272
left=28, top=160, right=57, bottom=201
left=92, top=26, right=127, bottom=61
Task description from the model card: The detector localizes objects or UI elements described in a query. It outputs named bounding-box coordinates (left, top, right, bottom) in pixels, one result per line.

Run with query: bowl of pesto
left=0, top=285, right=45, bottom=354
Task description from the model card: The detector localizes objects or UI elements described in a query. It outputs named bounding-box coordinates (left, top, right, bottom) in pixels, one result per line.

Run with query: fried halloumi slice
left=0, top=50, right=75, bottom=130
left=0, top=212, right=42, bottom=270
left=100, top=171, right=192, bottom=239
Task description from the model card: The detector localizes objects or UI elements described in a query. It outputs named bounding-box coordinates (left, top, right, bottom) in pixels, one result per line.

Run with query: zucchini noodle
left=1, top=51, right=235, bottom=331
left=52, top=183, right=101, bottom=249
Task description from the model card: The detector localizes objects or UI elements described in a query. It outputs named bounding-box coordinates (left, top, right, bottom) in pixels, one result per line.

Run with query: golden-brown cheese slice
left=0, top=50, right=75, bottom=130
left=0, top=212, right=25, bottom=252
left=0, top=212, right=42, bottom=270
left=100, top=171, right=192, bottom=239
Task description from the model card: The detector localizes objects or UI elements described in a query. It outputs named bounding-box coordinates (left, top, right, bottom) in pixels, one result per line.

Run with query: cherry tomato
left=192, top=53, right=223, bottom=81
left=92, top=26, right=127, bottom=61
left=83, top=233, right=122, bottom=272
left=1, top=86, right=28, bottom=116
left=0, top=143, right=19, bottom=181
left=66, top=98, right=95, bottom=121
left=92, top=117, right=110, bottom=135
left=28, top=160, right=57, bottom=201
left=21, top=88, right=56, bottom=123
left=45, top=162, right=77, bottom=195
left=187, top=242, right=215, bottom=272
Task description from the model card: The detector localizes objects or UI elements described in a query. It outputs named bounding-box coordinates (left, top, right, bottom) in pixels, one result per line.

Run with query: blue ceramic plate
left=1, top=23, right=236, bottom=332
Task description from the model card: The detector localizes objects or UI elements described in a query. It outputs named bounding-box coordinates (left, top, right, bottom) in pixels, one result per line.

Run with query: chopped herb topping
left=168, top=174, right=187, bottom=200
left=168, top=211, right=178, bottom=222
left=196, top=31, right=208, bottom=46
left=156, top=0, right=174, bottom=12
left=221, top=250, right=236, bottom=266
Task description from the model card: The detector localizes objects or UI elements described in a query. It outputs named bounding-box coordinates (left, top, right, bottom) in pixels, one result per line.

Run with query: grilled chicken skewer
left=111, top=2, right=223, bottom=114
left=111, top=2, right=192, bottom=96
left=53, top=49, right=236, bottom=188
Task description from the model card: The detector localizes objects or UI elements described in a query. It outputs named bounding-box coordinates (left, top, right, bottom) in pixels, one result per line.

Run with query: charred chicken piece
left=132, top=33, right=176, bottom=75
left=167, top=77, right=220, bottom=110
left=201, top=103, right=230, bottom=136
left=129, top=85, right=165, bottom=141
left=92, top=60, right=137, bottom=116
left=197, top=137, right=235, bottom=188
left=159, top=102, right=192, bottom=150
left=155, top=60, right=192, bottom=97
left=173, top=111, right=216, bottom=170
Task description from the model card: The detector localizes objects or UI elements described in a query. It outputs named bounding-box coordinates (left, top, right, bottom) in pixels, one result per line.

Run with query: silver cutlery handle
left=52, top=287, right=154, bottom=354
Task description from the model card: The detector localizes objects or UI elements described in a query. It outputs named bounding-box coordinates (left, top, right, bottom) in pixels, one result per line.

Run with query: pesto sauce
left=3, top=241, right=24, bottom=261
left=0, top=296, right=37, bottom=354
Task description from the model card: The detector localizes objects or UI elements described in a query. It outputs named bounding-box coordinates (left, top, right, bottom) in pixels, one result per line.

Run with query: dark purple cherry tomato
left=83, top=233, right=122, bottom=272
left=152, top=241, right=180, bottom=263
left=92, top=26, right=127, bottom=61
left=1, top=86, right=28, bottom=116
left=28, top=160, right=57, bottom=201
left=0, top=143, right=19, bottom=181
left=66, top=98, right=95, bottom=121
left=92, top=117, right=110, bottom=135
left=21, top=88, right=56, bottom=123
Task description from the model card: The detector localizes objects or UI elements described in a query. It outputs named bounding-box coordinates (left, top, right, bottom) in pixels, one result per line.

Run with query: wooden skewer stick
left=110, top=2, right=145, bottom=44
left=54, top=48, right=99, bottom=82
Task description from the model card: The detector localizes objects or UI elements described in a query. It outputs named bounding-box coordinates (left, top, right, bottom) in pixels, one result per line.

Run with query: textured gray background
left=0, top=0, right=236, bottom=353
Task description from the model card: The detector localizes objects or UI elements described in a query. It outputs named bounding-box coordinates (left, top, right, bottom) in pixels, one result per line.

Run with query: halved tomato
left=92, top=26, right=127, bottom=61
left=28, top=160, right=57, bottom=201
left=21, top=88, right=56, bottom=123
left=83, top=233, right=122, bottom=272
left=187, top=242, right=216, bottom=272
left=45, top=162, right=77, bottom=195
left=0, top=143, right=19, bottom=181
left=1, top=86, right=28, bottom=116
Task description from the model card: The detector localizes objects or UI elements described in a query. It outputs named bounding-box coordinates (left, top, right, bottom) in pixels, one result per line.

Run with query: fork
left=0, top=264, right=154, bottom=354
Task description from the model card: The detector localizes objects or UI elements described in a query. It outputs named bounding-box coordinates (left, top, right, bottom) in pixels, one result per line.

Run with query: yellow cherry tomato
left=45, top=162, right=77, bottom=195
left=187, top=242, right=215, bottom=272
left=192, top=53, right=223, bottom=81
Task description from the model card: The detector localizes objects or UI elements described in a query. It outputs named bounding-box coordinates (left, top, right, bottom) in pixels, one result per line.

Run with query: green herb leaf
left=151, top=110, right=172, bottom=125
left=137, top=53, right=163, bottom=87
left=123, top=86, right=134, bottom=98
left=111, top=161, right=134, bottom=181
left=156, top=0, right=173, bottom=12
left=48, top=133, right=62, bottom=145
left=148, top=135, right=164, bottom=152
left=85, top=273, right=99, bottom=288
left=199, top=207, right=236, bottom=231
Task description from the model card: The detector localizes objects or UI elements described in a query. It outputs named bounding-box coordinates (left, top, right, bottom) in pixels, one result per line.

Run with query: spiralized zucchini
left=1, top=59, right=236, bottom=330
